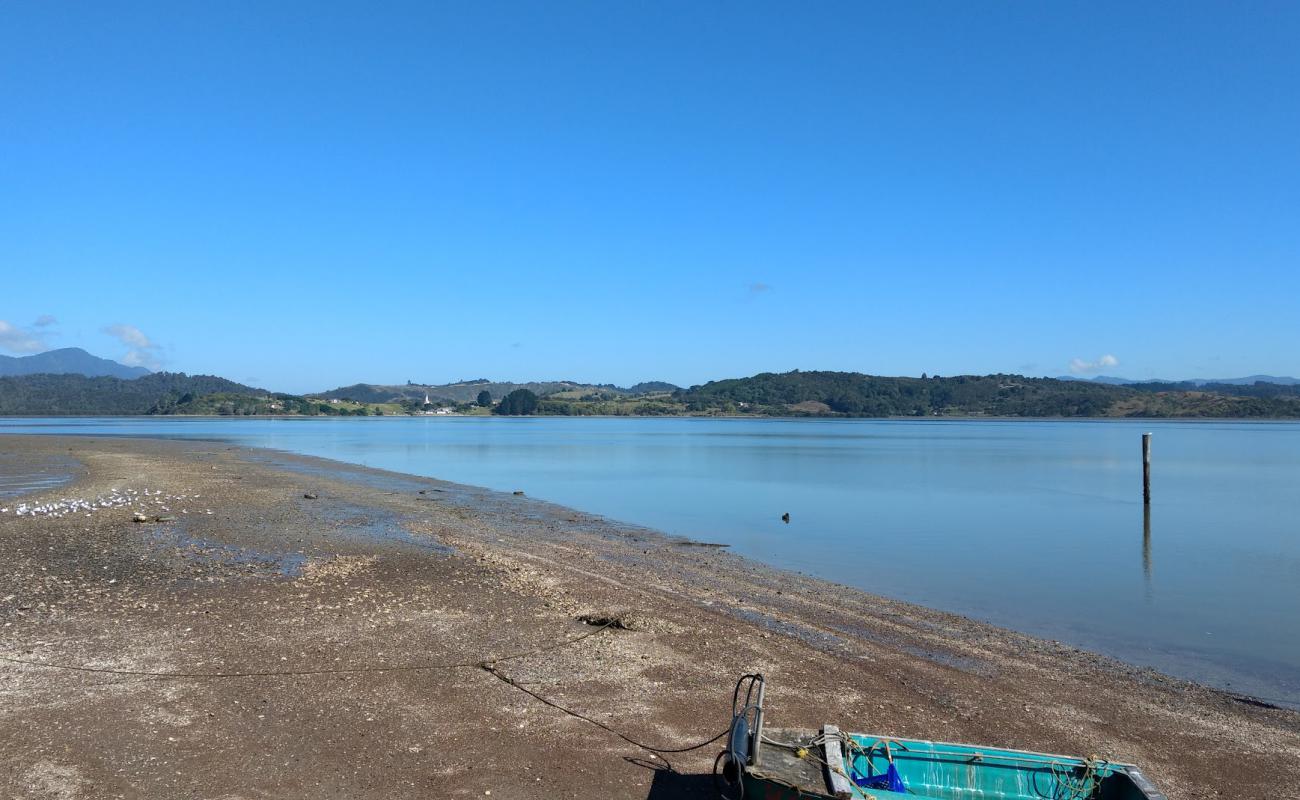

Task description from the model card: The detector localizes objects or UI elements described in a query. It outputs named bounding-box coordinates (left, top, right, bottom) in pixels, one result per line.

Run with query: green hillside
left=0, top=372, right=263, bottom=415
left=4, top=369, right=1299, bottom=418
left=313, top=379, right=668, bottom=405
left=0, top=373, right=387, bottom=416
left=672, top=371, right=1300, bottom=418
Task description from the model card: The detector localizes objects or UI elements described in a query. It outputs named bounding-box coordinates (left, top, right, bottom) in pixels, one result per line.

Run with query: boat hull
left=742, top=727, right=1167, bottom=800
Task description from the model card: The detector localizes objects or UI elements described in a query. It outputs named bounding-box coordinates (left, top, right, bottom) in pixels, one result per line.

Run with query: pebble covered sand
left=1, top=435, right=1297, bottom=799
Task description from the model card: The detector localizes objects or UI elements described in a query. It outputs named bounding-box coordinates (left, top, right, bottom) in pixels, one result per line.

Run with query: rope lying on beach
left=3, top=622, right=731, bottom=764
left=0, top=620, right=616, bottom=679
left=482, top=663, right=729, bottom=755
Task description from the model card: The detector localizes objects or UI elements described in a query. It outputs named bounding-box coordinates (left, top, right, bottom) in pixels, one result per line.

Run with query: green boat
left=715, top=675, right=1167, bottom=800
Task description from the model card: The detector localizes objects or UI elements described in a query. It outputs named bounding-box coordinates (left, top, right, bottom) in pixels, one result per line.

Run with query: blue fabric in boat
left=855, top=761, right=907, bottom=793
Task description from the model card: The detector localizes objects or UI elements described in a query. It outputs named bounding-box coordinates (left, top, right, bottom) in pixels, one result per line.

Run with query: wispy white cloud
left=1069, top=354, right=1119, bottom=374
left=33, top=314, right=58, bottom=327
left=103, top=323, right=154, bottom=349
left=0, top=319, right=53, bottom=354
left=747, top=282, right=773, bottom=294
left=102, top=323, right=163, bottom=370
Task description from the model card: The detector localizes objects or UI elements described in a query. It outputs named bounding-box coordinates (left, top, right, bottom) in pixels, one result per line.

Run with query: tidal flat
left=1, top=435, right=1297, bottom=799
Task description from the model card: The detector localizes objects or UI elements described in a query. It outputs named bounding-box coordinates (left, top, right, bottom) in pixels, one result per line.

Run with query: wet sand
left=1, top=435, right=1296, bottom=799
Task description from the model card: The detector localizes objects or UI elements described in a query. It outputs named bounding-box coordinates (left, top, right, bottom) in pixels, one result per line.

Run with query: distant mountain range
left=0, top=347, right=149, bottom=379
left=1059, top=374, right=1300, bottom=386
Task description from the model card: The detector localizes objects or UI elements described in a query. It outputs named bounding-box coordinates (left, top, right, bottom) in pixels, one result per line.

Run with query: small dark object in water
left=676, top=540, right=730, bottom=548
left=418, top=490, right=427, bottom=495
left=132, top=512, right=149, bottom=523
left=513, top=490, right=525, bottom=496
left=303, top=492, right=318, bottom=500
left=781, top=512, right=790, bottom=523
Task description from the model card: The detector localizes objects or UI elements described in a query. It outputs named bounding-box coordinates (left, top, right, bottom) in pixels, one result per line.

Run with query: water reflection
left=1142, top=504, right=1153, bottom=600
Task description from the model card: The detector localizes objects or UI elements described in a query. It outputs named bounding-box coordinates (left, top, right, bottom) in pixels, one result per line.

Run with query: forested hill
left=0, top=373, right=263, bottom=415
left=315, top=379, right=679, bottom=404
left=672, top=371, right=1300, bottom=418
left=4, top=368, right=1300, bottom=418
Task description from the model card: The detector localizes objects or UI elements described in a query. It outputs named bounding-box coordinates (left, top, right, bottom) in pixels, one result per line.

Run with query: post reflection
left=1142, top=504, right=1153, bottom=599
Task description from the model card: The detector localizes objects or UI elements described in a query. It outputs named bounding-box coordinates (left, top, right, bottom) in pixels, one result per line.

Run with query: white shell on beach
left=0, top=489, right=196, bottom=519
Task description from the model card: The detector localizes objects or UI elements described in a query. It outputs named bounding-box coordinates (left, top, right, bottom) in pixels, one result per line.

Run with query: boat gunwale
left=762, top=726, right=1137, bottom=770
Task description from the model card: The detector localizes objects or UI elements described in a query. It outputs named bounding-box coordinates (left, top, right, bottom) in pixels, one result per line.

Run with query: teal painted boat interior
left=844, top=736, right=1144, bottom=800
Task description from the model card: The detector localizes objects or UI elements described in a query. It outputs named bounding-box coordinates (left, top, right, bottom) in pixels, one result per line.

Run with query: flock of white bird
left=0, top=488, right=213, bottom=519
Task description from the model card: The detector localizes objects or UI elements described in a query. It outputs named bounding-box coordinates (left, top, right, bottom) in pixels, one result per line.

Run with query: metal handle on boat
left=863, top=738, right=910, bottom=755
left=716, top=674, right=766, bottom=799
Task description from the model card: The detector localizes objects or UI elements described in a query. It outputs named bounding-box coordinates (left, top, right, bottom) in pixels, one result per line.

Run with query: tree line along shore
left=4, top=369, right=1300, bottom=418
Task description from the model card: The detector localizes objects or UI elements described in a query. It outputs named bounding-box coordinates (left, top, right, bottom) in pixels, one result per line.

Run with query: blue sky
left=2, top=2, right=1297, bottom=393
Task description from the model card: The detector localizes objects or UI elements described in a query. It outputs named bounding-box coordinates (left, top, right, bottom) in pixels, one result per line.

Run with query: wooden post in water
left=1142, top=432, right=1152, bottom=504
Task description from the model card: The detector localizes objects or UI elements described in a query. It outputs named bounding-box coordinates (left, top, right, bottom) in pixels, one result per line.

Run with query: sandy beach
left=1, top=435, right=1297, bottom=799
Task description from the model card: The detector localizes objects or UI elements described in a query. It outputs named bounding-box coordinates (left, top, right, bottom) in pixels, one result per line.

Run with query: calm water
left=2, top=416, right=1298, bottom=707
